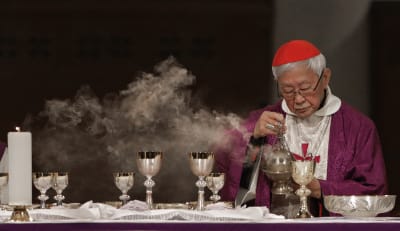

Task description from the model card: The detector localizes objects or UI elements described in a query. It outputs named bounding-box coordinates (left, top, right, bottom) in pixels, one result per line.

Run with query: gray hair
left=271, top=53, right=326, bottom=80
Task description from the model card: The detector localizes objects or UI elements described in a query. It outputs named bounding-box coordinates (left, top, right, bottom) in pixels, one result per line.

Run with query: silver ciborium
left=188, top=152, right=214, bottom=210
left=292, top=160, right=315, bottom=218
left=137, top=151, right=162, bottom=209
left=261, top=134, right=293, bottom=195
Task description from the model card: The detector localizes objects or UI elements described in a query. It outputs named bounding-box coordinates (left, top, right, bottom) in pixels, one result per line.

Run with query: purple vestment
left=215, top=99, right=388, bottom=208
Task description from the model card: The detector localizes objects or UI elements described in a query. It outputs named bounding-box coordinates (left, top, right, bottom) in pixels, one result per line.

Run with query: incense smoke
left=26, top=57, right=243, bottom=203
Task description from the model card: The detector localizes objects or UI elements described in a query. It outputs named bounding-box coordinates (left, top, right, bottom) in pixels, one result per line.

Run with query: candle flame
left=15, top=127, right=20, bottom=132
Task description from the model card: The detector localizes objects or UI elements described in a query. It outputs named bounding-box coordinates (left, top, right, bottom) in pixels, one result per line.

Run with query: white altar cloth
left=0, top=200, right=284, bottom=222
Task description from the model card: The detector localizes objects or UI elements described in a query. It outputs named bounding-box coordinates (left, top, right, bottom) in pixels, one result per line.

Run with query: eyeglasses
left=277, top=69, right=324, bottom=99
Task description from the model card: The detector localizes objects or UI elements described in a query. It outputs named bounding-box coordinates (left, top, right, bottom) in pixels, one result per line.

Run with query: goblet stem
left=210, top=191, right=221, bottom=203
left=144, top=177, right=155, bottom=209
left=195, top=176, right=207, bottom=210
left=38, top=193, right=49, bottom=209
left=295, top=185, right=312, bottom=218
left=54, top=193, right=65, bottom=206
left=119, top=191, right=130, bottom=205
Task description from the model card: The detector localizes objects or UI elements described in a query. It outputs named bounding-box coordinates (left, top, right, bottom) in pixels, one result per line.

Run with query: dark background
left=370, top=1, right=400, bottom=216
left=0, top=0, right=273, bottom=134
left=0, top=0, right=399, bottom=215
left=0, top=0, right=274, bottom=206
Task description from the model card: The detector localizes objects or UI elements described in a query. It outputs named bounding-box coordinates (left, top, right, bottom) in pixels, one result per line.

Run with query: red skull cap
left=272, top=40, right=321, bottom=67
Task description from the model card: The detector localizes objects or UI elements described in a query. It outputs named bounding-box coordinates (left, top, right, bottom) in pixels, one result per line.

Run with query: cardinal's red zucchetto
left=272, top=40, right=321, bottom=67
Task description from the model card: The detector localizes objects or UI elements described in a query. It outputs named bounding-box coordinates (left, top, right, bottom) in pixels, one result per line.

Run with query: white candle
left=7, top=129, right=32, bottom=206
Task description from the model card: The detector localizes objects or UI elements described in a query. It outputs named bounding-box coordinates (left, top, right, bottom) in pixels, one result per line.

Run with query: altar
left=0, top=201, right=399, bottom=231
left=1, top=217, right=400, bottom=231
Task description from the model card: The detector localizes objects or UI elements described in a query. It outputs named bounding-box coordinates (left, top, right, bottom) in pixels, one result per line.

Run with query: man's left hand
left=307, top=178, right=321, bottom=199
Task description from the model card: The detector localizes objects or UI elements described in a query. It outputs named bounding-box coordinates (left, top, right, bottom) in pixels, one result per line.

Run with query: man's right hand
left=253, top=111, right=285, bottom=138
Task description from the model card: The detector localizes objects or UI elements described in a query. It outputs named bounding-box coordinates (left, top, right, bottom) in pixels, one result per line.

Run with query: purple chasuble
left=215, top=100, right=387, bottom=208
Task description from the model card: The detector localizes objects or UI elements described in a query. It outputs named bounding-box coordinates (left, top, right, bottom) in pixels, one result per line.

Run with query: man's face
left=277, top=65, right=330, bottom=119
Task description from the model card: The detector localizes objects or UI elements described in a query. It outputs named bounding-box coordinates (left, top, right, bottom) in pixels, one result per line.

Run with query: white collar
left=282, top=87, right=341, bottom=117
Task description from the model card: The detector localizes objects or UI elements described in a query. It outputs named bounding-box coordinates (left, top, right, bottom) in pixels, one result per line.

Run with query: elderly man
left=215, top=40, right=387, bottom=216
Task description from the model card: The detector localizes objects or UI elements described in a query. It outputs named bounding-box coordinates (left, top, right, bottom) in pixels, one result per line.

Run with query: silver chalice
left=292, top=160, right=315, bottom=218
left=188, top=152, right=214, bottom=210
left=33, top=172, right=53, bottom=209
left=206, top=172, right=225, bottom=203
left=51, top=172, right=69, bottom=207
left=137, top=151, right=162, bottom=209
left=113, top=172, right=135, bottom=205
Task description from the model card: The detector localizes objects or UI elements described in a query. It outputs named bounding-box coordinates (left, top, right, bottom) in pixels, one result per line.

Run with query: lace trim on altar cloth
left=0, top=201, right=285, bottom=222
left=114, top=211, right=250, bottom=221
